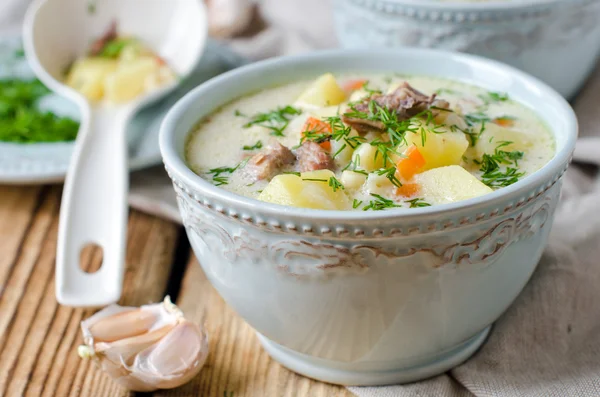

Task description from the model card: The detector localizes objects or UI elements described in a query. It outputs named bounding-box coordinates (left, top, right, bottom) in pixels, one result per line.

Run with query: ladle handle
left=56, top=106, right=131, bottom=307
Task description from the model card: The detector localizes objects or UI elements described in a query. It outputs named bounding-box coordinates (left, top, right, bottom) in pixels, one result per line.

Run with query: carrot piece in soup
left=396, top=183, right=420, bottom=197
left=395, top=145, right=426, bottom=180
left=493, top=117, right=515, bottom=128
left=302, top=117, right=332, bottom=151
left=342, top=79, right=367, bottom=93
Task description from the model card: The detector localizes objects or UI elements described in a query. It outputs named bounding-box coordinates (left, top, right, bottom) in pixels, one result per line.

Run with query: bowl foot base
left=257, top=326, right=491, bottom=386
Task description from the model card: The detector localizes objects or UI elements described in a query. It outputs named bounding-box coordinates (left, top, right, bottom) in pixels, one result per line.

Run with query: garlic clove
left=128, top=321, right=209, bottom=389
left=96, top=324, right=176, bottom=366
left=205, top=0, right=254, bottom=39
left=87, top=308, right=160, bottom=343
left=79, top=297, right=209, bottom=392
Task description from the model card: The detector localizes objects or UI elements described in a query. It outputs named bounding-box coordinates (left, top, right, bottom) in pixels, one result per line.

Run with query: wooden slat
left=0, top=186, right=180, bottom=397
left=155, top=256, right=354, bottom=397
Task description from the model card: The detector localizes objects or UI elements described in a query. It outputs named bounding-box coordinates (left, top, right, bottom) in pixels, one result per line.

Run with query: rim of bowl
left=160, top=48, right=577, bottom=223
left=347, top=0, right=590, bottom=11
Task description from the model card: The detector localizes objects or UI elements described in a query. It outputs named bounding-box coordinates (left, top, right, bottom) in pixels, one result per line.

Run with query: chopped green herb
left=458, top=120, right=486, bottom=147
left=496, top=115, right=516, bottom=121
left=406, top=198, right=432, bottom=208
left=13, top=48, right=25, bottom=58
left=206, top=159, right=248, bottom=186
left=352, top=199, right=363, bottom=209
left=375, top=167, right=402, bottom=188
left=87, top=0, right=96, bottom=14
left=0, top=79, right=79, bottom=143
left=328, top=176, right=344, bottom=192
left=302, top=178, right=327, bottom=182
left=332, top=143, right=347, bottom=158
left=243, top=105, right=301, bottom=136
left=363, top=194, right=402, bottom=211
left=234, top=109, right=246, bottom=117
left=361, top=80, right=382, bottom=95
left=283, top=171, right=301, bottom=177
left=350, top=169, right=369, bottom=176
left=98, top=38, right=136, bottom=58
left=478, top=141, right=525, bottom=187
left=481, top=91, right=509, bottom=104
left=464, top=112, right=492, bottom=126
left=242, top=140, right=263, bottom=151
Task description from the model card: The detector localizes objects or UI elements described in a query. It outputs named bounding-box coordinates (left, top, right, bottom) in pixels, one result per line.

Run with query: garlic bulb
left=205, top=0, right=254, bottom=38
left=78, top=297, right=208, bottom=392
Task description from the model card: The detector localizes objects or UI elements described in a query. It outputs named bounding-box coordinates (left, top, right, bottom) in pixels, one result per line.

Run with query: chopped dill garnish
left=464, top=112, right=492, bottom=126
left=234, top=109, right=246, bottom=117
left=283, top=171, right=301, bottom=177
left=352, top=199, right=363, bottom=209
left=370, top=139, right=402, bottom=168
left=477, top=141, right=525, bottom=188
left=375, top=167, right=402, bottom=187
left=455, top=120, right=486, bottom=147
left=302, top=178, right=327, bottom=182
left=479, top=91, right=509, bottom=104
left=349, top=169, right=369, bottom=176
left=206, top=159, right=248, bottom=186
left=363, top=194, right=402, bottom=211
left=406, top=198, right=432, bottom=208
left=361, top=80, right=382, bottom=95
left=328, top=176, right=344, bottom=192
left=242, top=140, right=263, bottom=151
left=98, top=38, right=137, bottom=58
left=242, top=105, right=301, bottom=136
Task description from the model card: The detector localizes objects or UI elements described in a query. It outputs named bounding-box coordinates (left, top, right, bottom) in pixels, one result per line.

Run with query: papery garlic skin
left=78, top=297, right=208, bottom=392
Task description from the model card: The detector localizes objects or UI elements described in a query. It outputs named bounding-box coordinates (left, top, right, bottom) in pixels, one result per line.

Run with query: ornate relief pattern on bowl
left=333, top=0, right=600, bottom=98
left=166, top=161, right=568, bottom=239
left=174, top=176, right=558, bottom=278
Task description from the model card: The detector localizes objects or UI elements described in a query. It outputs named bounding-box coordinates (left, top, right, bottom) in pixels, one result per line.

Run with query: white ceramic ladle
left=23, top=0, right=207, bottom=307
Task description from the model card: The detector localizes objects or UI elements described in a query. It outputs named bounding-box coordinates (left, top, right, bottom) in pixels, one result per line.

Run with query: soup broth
left=186, top=73, right=554, bottom=211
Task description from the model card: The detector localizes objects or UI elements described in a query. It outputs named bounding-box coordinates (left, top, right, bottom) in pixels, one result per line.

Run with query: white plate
left=0, top=36, right=245, bottom=184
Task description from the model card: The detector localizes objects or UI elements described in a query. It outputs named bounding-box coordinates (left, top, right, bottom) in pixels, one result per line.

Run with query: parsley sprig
left=243, top=105, right=301, bottom=136
left=0, top=79, right=79, bottom=142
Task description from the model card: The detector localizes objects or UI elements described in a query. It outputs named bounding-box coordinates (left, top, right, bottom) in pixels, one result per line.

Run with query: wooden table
left=0, top=185, right=354, bottom=397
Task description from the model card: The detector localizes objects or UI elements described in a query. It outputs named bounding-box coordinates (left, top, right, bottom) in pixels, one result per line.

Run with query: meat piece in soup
left=245, top=141, right=295, bottom=181
left=186, top=73, right=555, bottom=210
left=296, top=141, right=335, bottom=172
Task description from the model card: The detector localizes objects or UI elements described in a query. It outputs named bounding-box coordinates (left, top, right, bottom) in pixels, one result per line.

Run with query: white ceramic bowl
left=160, top=49, right=577, bottom=386
left=333, top=0, right=600, bottom=99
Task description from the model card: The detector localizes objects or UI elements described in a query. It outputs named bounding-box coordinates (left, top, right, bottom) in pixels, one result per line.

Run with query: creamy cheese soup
left=186, top=73, right=554, bottom=211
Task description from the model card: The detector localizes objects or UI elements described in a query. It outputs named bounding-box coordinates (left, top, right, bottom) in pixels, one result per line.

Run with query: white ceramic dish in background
left=0, top=37, right=243, bottom=185
left=333, top=0, right=600, bottom=99
left=23, top=0, right=207, bottom=307
left=160, top=49, right=577, bottom=386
